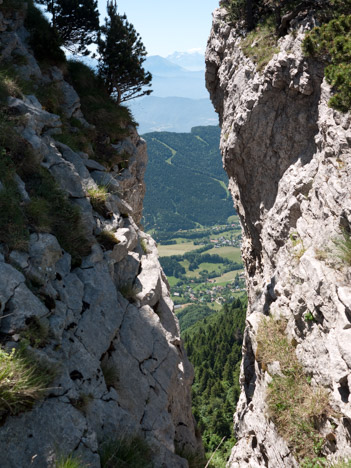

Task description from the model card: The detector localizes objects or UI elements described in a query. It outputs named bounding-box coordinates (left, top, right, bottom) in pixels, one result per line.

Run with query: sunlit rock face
left=206, top=7, right=351, bottom=467
left=0, top=8, right=202, bottom=468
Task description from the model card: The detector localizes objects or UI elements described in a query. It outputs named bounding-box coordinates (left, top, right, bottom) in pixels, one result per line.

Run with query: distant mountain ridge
left=166, top=51, right=205, bottom=71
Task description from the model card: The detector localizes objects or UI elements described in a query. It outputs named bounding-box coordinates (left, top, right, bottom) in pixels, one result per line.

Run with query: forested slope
left=142, top=126, right=235, bottom=231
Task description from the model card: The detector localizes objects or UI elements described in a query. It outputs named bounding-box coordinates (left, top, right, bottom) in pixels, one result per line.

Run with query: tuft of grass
left=87, top=186, right=109, bottom=217
left=333, top=230, right=351, bottom=266
left=0, top=346, right=53, bottom=417
left=96, top=230, right=119, bottom=251
left=256, top=317, right=331, bottom=463
left=241, top=17, right=280, bottom=71
left=99, top=436, right=153, bottom=468
left=56, top=454, right=86, bottom=468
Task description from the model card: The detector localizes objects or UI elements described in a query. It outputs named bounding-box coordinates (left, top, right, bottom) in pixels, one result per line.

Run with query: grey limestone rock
left=206, top=7, right=351, bottom=467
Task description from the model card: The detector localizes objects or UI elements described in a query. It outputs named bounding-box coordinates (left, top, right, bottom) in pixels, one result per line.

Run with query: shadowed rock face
left=0, top=8, right=202, bottom=468
left=206, top=7, right=351, bottom=467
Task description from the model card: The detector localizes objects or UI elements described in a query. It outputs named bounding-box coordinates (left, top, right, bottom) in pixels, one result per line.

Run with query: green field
left=157, top=224, right=245, bottom=308
left=157, top=242, right=195, bottom=256
left=207, top=246, right=242, bottom=262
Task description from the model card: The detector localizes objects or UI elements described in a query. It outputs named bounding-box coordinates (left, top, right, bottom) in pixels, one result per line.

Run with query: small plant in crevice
left=87, top=186, right=109, bottom=217
left=304, top=312, right=315, bottom=323
left=333, top=229, right=351, bottom=266
left=101, top=361, right=119, bottom=389
left=0, top=346, right=54, bottom=417
left=96, top=230, right=119, bottom=251
left=99, top=436, right=153, bottom=468
left=256, top=317, right=332, bottom=463
left=290, top=231, right=306, bottom=261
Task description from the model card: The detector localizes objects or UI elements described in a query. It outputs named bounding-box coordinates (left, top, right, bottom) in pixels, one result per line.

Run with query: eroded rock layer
left=0, top=6, right=200, bottom=467
left=206, top=7, right=351, bottom=467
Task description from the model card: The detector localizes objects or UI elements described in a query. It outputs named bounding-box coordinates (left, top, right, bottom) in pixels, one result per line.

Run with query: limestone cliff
left=206, top=7, right=351, bottom=467
left=0, top=4, right=200, bottom=467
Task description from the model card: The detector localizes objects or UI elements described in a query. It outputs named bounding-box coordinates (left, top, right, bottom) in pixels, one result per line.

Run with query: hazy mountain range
left=76, top=51, right=217, bottom=134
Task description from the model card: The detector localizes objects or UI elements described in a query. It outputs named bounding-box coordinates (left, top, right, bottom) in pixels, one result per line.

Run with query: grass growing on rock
left=256, top=317, right=331, bottom=464
left=99, top=436, right=153, bottom=468
left=0, top=346, right=53, bottom=417
left=241, top=17, right=279, bottom=71
left=96, top=230, right=119, bottom=251
left=87, top=186, right=109, bottom=216
left=56, top=454, right=86, bottom=468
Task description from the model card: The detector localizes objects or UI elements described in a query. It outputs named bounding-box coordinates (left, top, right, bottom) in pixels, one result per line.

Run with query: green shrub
left=99, top=436, right=153, bottom=468
left=101, top=361, right=119, bottom=389
left=0, top=346, right=53, bottom=417
left=303, top=14, right=351, bottom=112
left=256, top=318, right=331, bottom=463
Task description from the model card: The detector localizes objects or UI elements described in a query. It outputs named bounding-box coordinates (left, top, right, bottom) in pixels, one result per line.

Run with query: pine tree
left=97, top=0, right=152, bottom=104
left=35, top=0, right=100, bottom=54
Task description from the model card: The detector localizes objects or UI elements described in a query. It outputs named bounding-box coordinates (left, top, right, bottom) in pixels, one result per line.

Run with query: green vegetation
left=35, top=0, right=99, bottom=56
left=96, top=230, right=119, bottom=251
left=0, top=347, right=53, bottom=417
left=303, top=13, right=351, bottom=112
left=101, top=361, right=119, bottom=389
left=256, top=317, right=331, bottom=464
left=0, top=109, right=91, bottom=264
left=333, top=230, right=351, bottom=266
left=87, top=186, right=109, bottom=216
left=183, top=298, right=246, bottom=467
left=25, top=1, right=66, bottom=65
left=98, top=1, right=152, bottom=104
left=67, top=60, right=135, bottom=162
left=99, top=436, right=153, bottom=468
left=289, top=231, right=306, bottom=261
left=56, top=454, right=86, bottom=468
left=143, top=126, right=235, bottom=232
left=240, top=16, right=279, bottom=71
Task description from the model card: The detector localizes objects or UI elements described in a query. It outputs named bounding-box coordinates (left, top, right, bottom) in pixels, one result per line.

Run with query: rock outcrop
left=0, top=5, right=200, bottom=467
left=206, top=7, right=351, bottom=467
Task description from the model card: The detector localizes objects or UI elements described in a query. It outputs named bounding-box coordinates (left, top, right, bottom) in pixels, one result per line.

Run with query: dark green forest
left=182, top=298, right=247, bottom=465
left=142, top=126, right=235, bottom=232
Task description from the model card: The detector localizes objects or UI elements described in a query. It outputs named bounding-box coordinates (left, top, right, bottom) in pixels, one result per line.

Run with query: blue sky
left=97, top=0, right=219, bottom=57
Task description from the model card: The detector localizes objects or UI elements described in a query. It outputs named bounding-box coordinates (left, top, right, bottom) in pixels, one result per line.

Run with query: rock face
left=206, top=7, right=351, bottom=467
left=0, top=7, right=201, bottom=468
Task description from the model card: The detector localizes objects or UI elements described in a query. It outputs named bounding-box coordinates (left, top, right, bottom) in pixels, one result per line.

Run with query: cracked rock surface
left=0, top=9, right=201, bottom=468
left=206, top=7, right=351, bottom=467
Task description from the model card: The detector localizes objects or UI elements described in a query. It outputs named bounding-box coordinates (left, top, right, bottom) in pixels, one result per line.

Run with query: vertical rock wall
left=0, top=6, right=201, bottom=467
left=206, top=7, right=351, bottom=467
